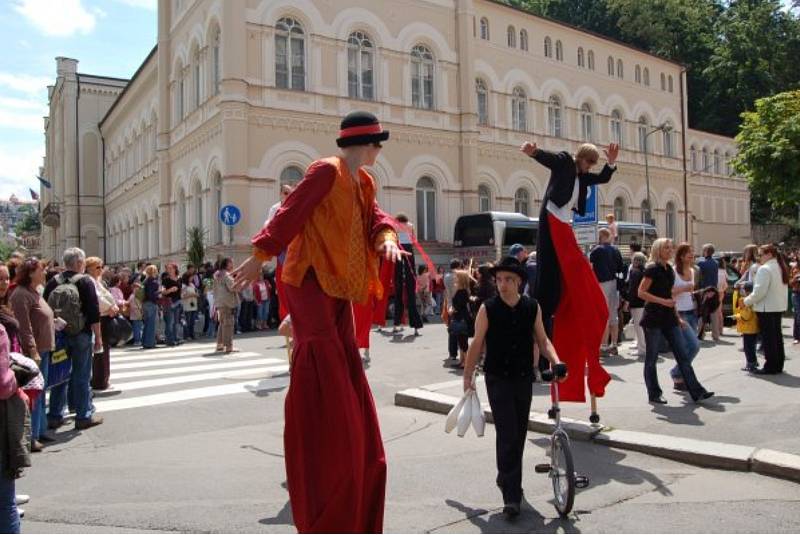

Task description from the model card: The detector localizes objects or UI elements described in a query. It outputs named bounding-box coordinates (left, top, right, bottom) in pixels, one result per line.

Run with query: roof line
left=77, top=73, right=130, bottom=83
left=99, top=45, right=158, bottom=129
left=482, top=0, right=685, bottom=69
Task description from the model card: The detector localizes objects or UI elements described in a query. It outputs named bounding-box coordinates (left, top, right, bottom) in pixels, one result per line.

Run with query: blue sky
left=0, top=0, right=156, bottom=201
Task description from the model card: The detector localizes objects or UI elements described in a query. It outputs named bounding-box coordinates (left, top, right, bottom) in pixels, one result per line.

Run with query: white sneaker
left=15, top=495, right=29, bottom=506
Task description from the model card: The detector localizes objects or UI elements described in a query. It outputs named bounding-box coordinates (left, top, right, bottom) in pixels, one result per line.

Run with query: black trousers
left=486, top=373, right=533, bottom=505
left=757, top=312, right=785, bottom=373
left=393, top=246, right=422, bottom=329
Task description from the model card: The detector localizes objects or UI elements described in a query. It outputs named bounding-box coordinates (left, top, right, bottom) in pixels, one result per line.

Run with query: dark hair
left=630, top=242, right=642, bottom=253
left=395, top=213, right=409, bottom=223
left=760, top=244, right=790, bottom=284
left=109, top=274, right=121, bottom=287
left=450, top=258, right=462, bottom=270
left=417, top=265, right=428, bottom=275
left=15, top=257, right=44, bottom=288
left=674, top=243, right=692, bottom=277
left=136, top=261, right=146, bottom=269
left=219, top=257, right=233, bottom=271
left=6, top=257, right=22, bottom=282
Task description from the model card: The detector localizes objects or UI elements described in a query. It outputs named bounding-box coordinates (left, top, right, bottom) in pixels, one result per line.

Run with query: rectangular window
left=291, top=36, right=305, bottom=90
left=275, top=36, right=288, bottom=88
left=361, top=50, right=374, bottom=100
left=347, top=47, right=359, bottom=98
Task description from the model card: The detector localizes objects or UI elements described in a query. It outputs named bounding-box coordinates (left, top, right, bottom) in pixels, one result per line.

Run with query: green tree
left=186, top=226, right=206, bottom=269
left=733, top=90, right=800, bottom=218
left=0, top=241, right=15, bottom=263
left=507, top=0, right=623, bottom=40
left=14, top=205, right=40, bottom=235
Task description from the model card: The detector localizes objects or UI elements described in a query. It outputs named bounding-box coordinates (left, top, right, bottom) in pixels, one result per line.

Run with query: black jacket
left=532, top=149, right=616, bottom=216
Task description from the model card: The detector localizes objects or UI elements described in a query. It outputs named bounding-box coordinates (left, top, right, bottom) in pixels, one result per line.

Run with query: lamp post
left=643, top=123, right=672, bottom=227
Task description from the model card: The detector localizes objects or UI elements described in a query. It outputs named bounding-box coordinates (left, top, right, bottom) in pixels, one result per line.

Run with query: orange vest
left=281, top=157, right=385, bottom=305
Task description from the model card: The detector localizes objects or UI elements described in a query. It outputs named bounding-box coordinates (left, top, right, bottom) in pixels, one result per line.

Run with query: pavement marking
left=111, top=352, right=262, bottom=371
left=110, top=364, right=290, bottom=392
left=94, top=376, right=289, bottom=413
left=112, top=357, right=286, bottom=380
left=111, top=347, right=226, bottom=363
left=113, top=342, right=218, bottom=356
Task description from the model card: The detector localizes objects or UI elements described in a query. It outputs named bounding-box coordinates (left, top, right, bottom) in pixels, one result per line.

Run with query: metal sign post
left=573, top=185, right=598, bottom=252
left=220, top=204, right=241, bottom=246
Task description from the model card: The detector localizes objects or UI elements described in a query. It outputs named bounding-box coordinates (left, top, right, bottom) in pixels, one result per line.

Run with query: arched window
left=476, top=78, right=489, bottom=126
left=411, top=44, right=434, bottom=110
left=638, top=116, right=649, bottom=153
left=724, top=152, right=731, bottom=176
left=544, top=36, right=552, bottom=58
left=507, top=25, right=516, bottom=48
left=480, top=17, right=490, bottom=40
left=514, top=188, right=530, bottom=216
left=610, top=109, right=623, bottom=146
left=668, top=75, right=674, bottom=93
left=416, top=176, right=436, bottom=241
left=702, top=148, right=709, bottom=172
left=191, top=45, right=201, bottom=110
left=666, top=201, right=677, bottom=238
left=193, top=181, right=203, bottom=228
left=548, top=95, right=562, bottom=137
left=213, top=172, right=223, bottom=244
left=691, top=146, right=698, bottom=171
left=210, top=25, right=221, bottom=95
left=660, top=72, right=666, bottom=90
left=635, top=65, right=641, bottom=84
left=616, top=59, right=624, bottom=79
left=512, top=86, right=527, bottom=131
left=713, top=150, right=721, bottom=174
left=643, top=67, right=650, bottom=86
left=520, top=29, right=528, bottom=51
left=580, top=103, right=593, bottom=141
left=275, top=17, right=306, bottom=90
left=177, top=187, right=187, bottom=250
left=608, top=56, right=615, bottom=76
left=173, top=59, right=184, bottom=124
left=613, top=196, right=627, bottom=222
left=347, top=31, right=374, bottom=100
left=640, top=199, right=652, bottom=225
left=555, top=40, right=563, bottom=61
left=280, top=165, right=304, bottom=186
left=577, top=47, right=584, bottom=67
left=587, top=50, right=595, bottom=70
left=663, top=125, right=674, bottom=157
left=478, top=184, right=491, bottom=212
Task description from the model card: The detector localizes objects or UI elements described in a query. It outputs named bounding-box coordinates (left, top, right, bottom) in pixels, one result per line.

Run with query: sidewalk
left=392, top=319, right=800, bottom=479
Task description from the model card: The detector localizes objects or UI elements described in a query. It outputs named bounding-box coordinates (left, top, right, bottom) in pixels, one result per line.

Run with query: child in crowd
left=732, top=282, right=759, bottom=372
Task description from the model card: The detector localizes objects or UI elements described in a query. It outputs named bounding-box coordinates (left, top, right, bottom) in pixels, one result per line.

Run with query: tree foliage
left=186, top=226, right=206, bottom=269
left=733, top=90, right=800, bottom=212
left=14, top=205, right=40, bottom=235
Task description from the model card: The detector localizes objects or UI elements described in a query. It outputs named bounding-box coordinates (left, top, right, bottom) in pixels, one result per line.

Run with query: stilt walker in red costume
left=524, top=140, right=620, bottom=417
left=233, top=111, right=404, bottom=533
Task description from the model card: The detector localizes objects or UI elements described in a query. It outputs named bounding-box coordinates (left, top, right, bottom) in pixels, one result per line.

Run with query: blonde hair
left=648, top=238, right=674, bottom=266
left=85, top=256, right=103, bottom=272
left=144, top=264, right=159, bottom=278
left=576, top=143, right=600, bottom=164
left=453, top=269, right=475, bottom=290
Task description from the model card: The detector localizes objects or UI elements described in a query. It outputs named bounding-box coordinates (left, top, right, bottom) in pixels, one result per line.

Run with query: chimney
left=56, top=57, right=78, bottom=78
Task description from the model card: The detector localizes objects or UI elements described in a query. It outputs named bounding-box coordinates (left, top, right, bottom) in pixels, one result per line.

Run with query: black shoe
left=742, top=365, right=758, bottom=372
left=503, top=503, right=520, bottom=519
left=753, top=369, right=778, bottom=375
left=694, top=391, right=715, bottom=402
left=649, top=396, right=668, bottom=404
left=47, top=418, right=64, bottom=430
left=672, top=382, right=688, bottom=392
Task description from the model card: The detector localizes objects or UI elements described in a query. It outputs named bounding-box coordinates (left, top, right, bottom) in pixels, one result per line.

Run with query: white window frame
left=347, top=31, right=375, bottom=101
left=275, top=17, right=306, bottom=91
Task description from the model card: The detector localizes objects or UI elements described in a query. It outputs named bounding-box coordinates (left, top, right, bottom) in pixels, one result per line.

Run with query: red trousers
left=548, top=214, right=611, bottom=402
left=284, top=272, right=386, bottom=533
left=276, top=264, right=289, bottom=321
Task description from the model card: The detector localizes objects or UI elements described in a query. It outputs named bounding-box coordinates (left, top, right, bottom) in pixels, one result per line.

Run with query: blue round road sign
left=219, top=204, right=241, bottom=226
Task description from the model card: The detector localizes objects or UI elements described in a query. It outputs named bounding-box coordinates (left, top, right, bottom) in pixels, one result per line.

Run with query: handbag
left=47, top=332, right=72, bottom=388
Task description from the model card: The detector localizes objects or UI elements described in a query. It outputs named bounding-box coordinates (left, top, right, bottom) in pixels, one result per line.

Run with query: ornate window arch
left=607, top=56, right=615, bottom=76
left=512, top=86, right=527, bottom=132
left=613, top=196, right=627, bottom=222
left=555, top=40, right=563, bottom=61
left=520, top=29, right=528, bottom=51
left=616, top=59, right=624, bottom=79
left=544, top=36, right=552, bottom=58
left=478, top=184, right=492, bottom=212
left=416, top=176, right=437, bottom=241
left=507, top=25, right=516, bottom=48
left=480, top=17, right=490, bottom=40
left=275, top=17, right=306, bottom=90
left=411, top=44, right=435, bottom=110
left=280, top=165, right=304, bottom=186
left=640, top=199, right=652, bottom=225
left=476, top=78, right=489, bottom=126
left=514, top=188, right=530, bottom=216
left=577, top=47, right=585, bottom=67
left=638, top=116, right=649, bottom=153
left=580, top=103, right=593, bottom=141
left=610, top=109, right=623, bottom=146
left=347, top=31, right=375, bottom=100
left=587, top=50, right=595, bottom=70
left=548, top=95, right=563, bottom=137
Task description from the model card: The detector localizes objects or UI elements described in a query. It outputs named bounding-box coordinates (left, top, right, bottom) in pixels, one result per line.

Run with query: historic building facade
left=41, top=0, right=751, bottom=265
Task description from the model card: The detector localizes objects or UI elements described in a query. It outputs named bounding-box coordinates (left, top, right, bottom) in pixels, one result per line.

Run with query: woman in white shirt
left=671, top=243, right=701, bottom=391
left=85, top=257, right=119, bottom=392
left=744, top=244, right=790, bottom=374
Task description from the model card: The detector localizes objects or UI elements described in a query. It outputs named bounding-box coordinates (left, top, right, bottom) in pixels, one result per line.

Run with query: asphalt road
left=19, top=325, right=800, bottom=533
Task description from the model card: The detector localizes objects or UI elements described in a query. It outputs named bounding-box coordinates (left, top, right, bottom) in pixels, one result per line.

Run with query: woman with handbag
left=8, top=258, right=55, bottom=452
left=161, top=263, right=183, bottom=347
left=449, top=270, right=476, bottom=369
left=85, top=257, right=119, bottom=392
left=141, top=265, right=160, bottom=349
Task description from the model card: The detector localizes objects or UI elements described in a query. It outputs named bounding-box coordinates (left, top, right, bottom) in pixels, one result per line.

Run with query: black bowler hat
left=336, top=111, right=390, bottom=148
left=489, top=256, right=528, bottom=280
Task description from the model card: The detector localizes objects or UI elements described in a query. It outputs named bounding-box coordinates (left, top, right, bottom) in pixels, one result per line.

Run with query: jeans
left=31, top=350, right=50, bottom=440
left=164, top=302, right=182, bottom=345
left=142, top=302, right=158, bottom=348
left=131, top=319, right=143, bottom=346
left=434, top=292, right=444, bottom=315
left=644, top=324, right=708, bottom=401
left=743, top=333, right=758, bottom=368
left=0, top=465, right=18, bottom=534
left=671, top=311, right=700, bottom=381
left=257, top=300, right=270, bottom=322
left=183, top=310, right=197, bottom=339
left=793, top=292, right=800, bottom=341
left=49, top=332, right=94, bottom=422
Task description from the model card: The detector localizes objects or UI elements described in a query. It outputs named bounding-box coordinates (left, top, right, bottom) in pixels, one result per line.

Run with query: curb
left=395, top=388, right=800, bottom=484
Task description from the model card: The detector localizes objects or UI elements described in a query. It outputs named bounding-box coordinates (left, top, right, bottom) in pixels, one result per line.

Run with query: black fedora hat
left=489, top=256, right=527, bottom=280
left=336, top=111, right=390, bottom=148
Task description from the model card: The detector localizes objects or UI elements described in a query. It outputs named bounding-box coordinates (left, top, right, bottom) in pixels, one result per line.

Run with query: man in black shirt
left=463, top=257, right=565, bottom=520
left=43, top=247, right=104, bottom=430
left=590, top=228, right=625, bottom=355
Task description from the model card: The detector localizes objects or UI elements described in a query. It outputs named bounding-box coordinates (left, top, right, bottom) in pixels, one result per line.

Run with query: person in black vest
left=463, top=256, right=565, bottom=520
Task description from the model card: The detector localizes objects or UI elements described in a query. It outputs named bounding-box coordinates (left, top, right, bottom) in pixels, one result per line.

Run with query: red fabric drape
left=283, top=272, right=386, bottom=533
left=547, top=213, right=611, bottom=402
left=371, top=259, right=394, bottom=327
left=276, top=264, right=289, bottom=321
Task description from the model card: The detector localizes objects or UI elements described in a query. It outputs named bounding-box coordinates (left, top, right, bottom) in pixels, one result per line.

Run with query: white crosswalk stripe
left=89, top=344, right=291, bottom=413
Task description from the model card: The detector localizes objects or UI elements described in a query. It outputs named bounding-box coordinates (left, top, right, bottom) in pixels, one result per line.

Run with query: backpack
left=47, top=274, right=86, bottom=336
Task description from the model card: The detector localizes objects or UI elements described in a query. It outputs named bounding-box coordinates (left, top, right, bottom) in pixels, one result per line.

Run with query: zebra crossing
left=95, top=341, right=290, bottom=413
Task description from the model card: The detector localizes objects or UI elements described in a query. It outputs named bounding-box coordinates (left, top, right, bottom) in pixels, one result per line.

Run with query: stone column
left=157, top=0, right=172, bottom=260
left=57, top=57, right=79, bottom=249
left=455, top=0, right=479, bottom=215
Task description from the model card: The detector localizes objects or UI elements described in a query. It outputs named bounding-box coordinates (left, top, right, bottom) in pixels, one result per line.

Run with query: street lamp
left=643, top=123, right=672, bottom=227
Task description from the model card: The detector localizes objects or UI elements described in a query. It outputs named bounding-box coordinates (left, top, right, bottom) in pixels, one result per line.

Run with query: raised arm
left=520, top=141, right=568, bottom=170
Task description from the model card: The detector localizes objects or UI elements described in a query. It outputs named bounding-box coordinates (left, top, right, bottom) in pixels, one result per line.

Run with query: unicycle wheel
left=551, top=433, right=576, bottom=517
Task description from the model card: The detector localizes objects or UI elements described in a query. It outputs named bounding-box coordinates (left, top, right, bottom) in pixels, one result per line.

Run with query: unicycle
left=534, top=364, right=589, bottom=517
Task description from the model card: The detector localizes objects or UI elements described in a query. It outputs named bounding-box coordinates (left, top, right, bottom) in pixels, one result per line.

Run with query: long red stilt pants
left=276, top=264, right=289, bottom=321
left=284, top=272, right=386, bottom=533
left=548, top=214, right=611, bottom=402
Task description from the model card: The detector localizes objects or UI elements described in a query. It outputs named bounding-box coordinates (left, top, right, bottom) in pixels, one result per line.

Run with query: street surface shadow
left=390, top=334, right=421, bottom=344
left=244, top=378, right=289, bottom=398
left=750, top=372, right=800, bottom=388
left=529, top=437, right=674, bottom=499
left=443, top=498, right=580, bottom=533
left=600, top=357, right=637, bottom=367
left=650, top=394, right=740, bottom=424
left=259, top=482, right=294, bottom=527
